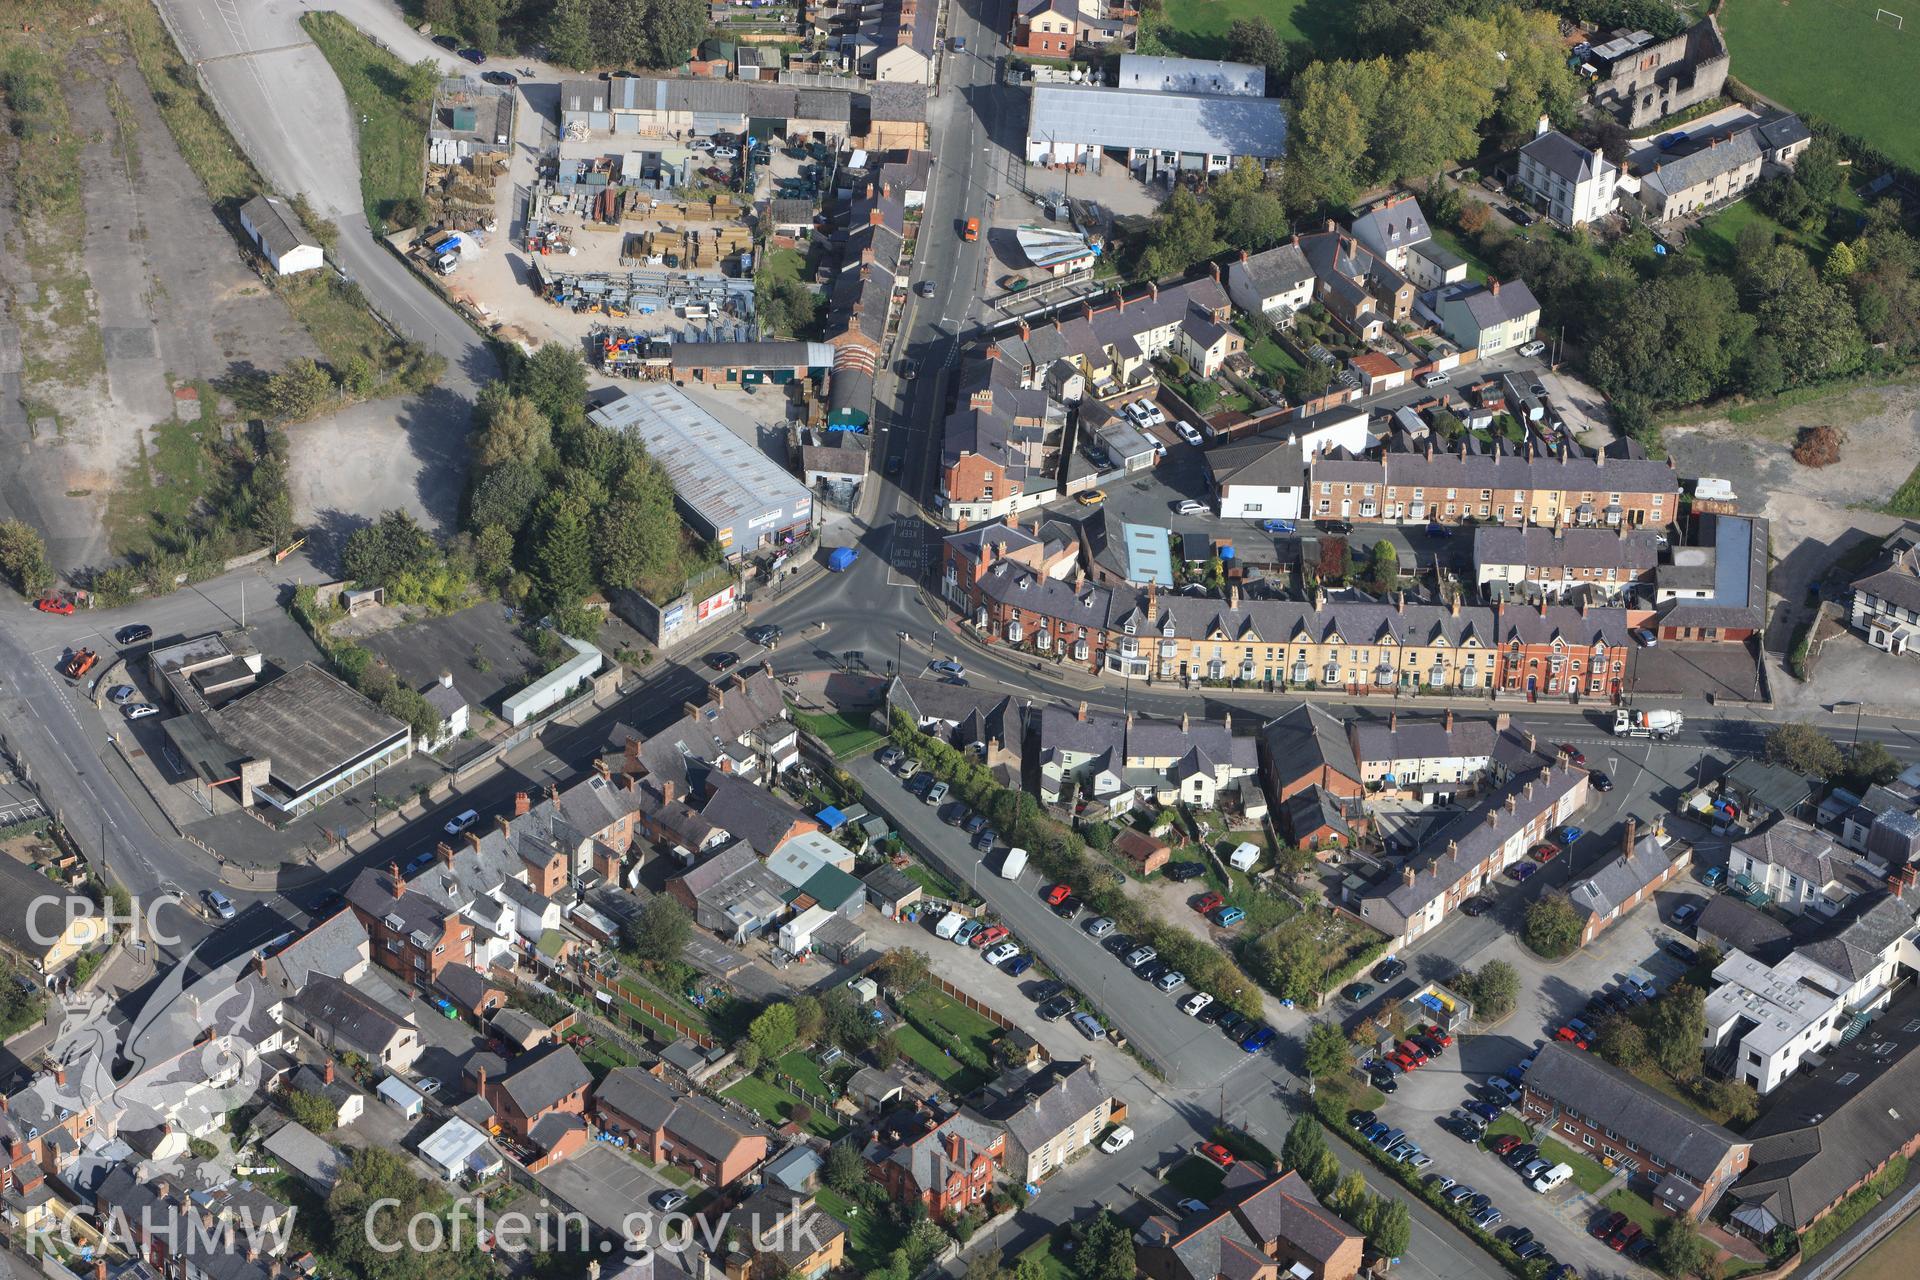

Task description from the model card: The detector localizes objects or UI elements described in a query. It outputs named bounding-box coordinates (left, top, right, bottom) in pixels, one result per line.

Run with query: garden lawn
left=893, top=1022, right=982, bottom=1089
left=1482, top=1114, right=1529, bottom=1144
left=1012, top=1234, right=1076, bottom=1280
left=575, top=1035, right=638, bottom=1081
left=902, top=860, right=964, bottom=901
left=1159, top=0, right=1314, bottom=55
left=774, top=1049, right=829, bottom=1098
left=816, top=1186, right=905, bottom=1272
left=1247, top=335, right=1304, bottom=384
left=1165, top=1155, right=1228, bottom=1203
left=763, top=246, right=807, bottom=285
left=1720, top=0, right=1920, bottom=173
left=1884, top=461, right=1920, bottom=518
left=898, top=988, right=1000, bottom=1061
left=721, top=1075, right=843, bottom=1138
left=795, top=709, right=883, bottom=757
left=1538, top=1138, right=1614, bottom=1193
left=1604, top=1188, right=1664, bottom=1235
left=299, top=11, right=429, bottom=228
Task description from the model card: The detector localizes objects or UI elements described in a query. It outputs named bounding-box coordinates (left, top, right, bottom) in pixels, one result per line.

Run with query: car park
left=1241, top=1024, right=1275, bottom=1053
left=1071, top=1012, right=1103, bottom=1039
left=1216, top=1009, right=1248, bottom=1038
left=984, top=942, right=1020, bottom=966
left=1084, top=915, right=1115, bottom=937
left=975, top=925, right=1009, bottom=949
left=1052, top=895, right=1083, bottom=919
left=1125, top=945, right=1158, bottom=969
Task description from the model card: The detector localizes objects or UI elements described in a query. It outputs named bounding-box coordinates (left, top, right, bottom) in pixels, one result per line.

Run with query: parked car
left=924, top=781, right=949, bottom=806
left=482, top=70, right=518, bottom=85
left=1517, top=340, right=1546, bottom=357
left=1099, top=1125, right=1134, bottom=1153
left=1214, top=906, right=1246, bottom=927
left=1260, top=519, right=1296, bottom=534
left=1425, top=522, right=1454, bottom=538
left=1003, top=954, right=1035, bottom=976
left=1194, top=892, right=1224, bottom=915
left=1052, top=895, right=1083, bottom=920
left=107, top=685, right=137, bottom=704
left=1590, top=770, right=1613, bottom=791
left=1037, top=994, right=1075, bottom=1020
left=1506, top=862, right=1537, bottom=882
left=443, top=808, right=479, bottom=835
left=1460, top=896, right=1492, bottom=916
left=973, top=828, right=997, bottom=851
left=1665, top=939, right=1699, bottom=963
left=1172, top=498, right=1207, bottom=515
left=1530, top=841, right=1560, bottom=863
left=1165, top=861, right=1207, bottom=882
left=984, top=942, right=1020, bottom=965
left=1175, top=423, right=1204, bottom=447
left=1368, top=1070, right=1399, bottom=1094
left=457, top=47, right=485, bottom=64
left=1181, top=992, right=1213, bottom=1017
left=1216, top=1010, right=1249, bottom=1038
left=1673, top=902, right=1700, bottom=927
left=1373, top=956, right=1407, bottom=982
left=1154, top=969, right=1185, bottom=994
left=1070, top=1012, right=1102, bottom=1039
left=974, top=925, right=1009, bottom=949
left=1084, top=916, right=1116, bottom=937
left=1558, top=743, right=1586, bottom=766
left=928, top=658, right=966, bottom=678
left=1196, top=1142, right=1236, bottom=1168
left=1125, top=945, right=1158, bottom=969
left=1344, top=981, right=1375, bottom=1002
left=1555, top=824, right=1584, bottom=844
left=954, top=920, right=983, bottom=946
left=1555, top=1018, right=1595, bottom=1049
left=1489, top=1135, right=1522, bottom=1157
left=1466, top=1100, right=1503, bottom=1122
left=116, top=623, right=153, bottom=643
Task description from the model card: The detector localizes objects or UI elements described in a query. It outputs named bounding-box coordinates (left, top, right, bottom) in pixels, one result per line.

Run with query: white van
left=1530, top=1162, right=1572, bottom=1193
left=934, top=910, right=964, bottom=941
left=1000, top=847, right=1029, bottom=879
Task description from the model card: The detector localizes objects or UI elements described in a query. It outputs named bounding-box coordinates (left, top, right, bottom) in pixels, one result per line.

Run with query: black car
left=1052, top=895, right=1083, bottom=920
left=973, top=827, right=996, bottom=851
left=432, top=34, right=458, bottom=49
left=941, top=802, right=968, bottom=825
left=1031, top=980, right=1066, bottom=1003
left=1165, top=862, right=1207, bottom=882
left=706, top=651, right=739, bottom=671
left=307, top=889, right=345, bottom=918
left=481, top=70, right=518, bottom=85
left=1412, top=1035, right=1444, bottom=1057
left=1373, top=956, right=1408, bottom=983
left=1590, top=770, right=1613, bottom=792
left=1216, top=1010, right=1249, bottom=1038
left=1625, top=1236, right=1656, bottom=1262
left=1516, top=1241, right=1547, bottom=1261
left=1037, top=995, right=1075, bottom=1021
left=1195, top=1000, right=1227, bottom=1024
left=458, top=47, right=486, bottom=64
left=1102, top=934, right=1134, bottom=958
left=1502, top=1228, right=1534, bottom=1249
left=1507, top=1144, right=1539, bottom=1169
left=116, top=624, right=153, bottom=645
left=1369, top=1070, right=1398, bottom=1094
left=1665, top=939, right=1699, bottom=963
left=1137, top=959, right=1169, bottom=983
left=1320, top=519, right=1353, bottom=534
left=1460, top=897, right=1492, bottom=917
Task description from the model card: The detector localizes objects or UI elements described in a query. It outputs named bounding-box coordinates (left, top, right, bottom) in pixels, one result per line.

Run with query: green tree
left=513, top=342, right=589, bottom=434
left=622, top=893, right=691, bottom=968
left=533, top=504, right=595, bottom=611
left=405, top=59, right=441, bottom=105
left=337, top=354, right=376, bottom=397
left=1303, top=1020, right=1353, bottom=1080
left=266, top=357, right=334, bottom=421
left=1587, top=269, right=1751, bottom=408
left=1596, top=1012, right=1652, bottom=1071
left=1652, top=1213, right=1713, bottom=1277
left=1458, top=960, right=1519, bottom=1022
left=1306, top=1146, right=1340, bottom=1197
left=824, top=1139, right=867, bottom=1194
left=1367, top=1198, right=1411, bottom=1261
left=1251, top=929, right=1323, bottom=1002
left=1522, top=896, right=1583, bottom=959
left=877, top=946, right=931, bottom=997
left=472, top=386, right=552, bottom=469
left=468, top=461, right=544, bottom=535
left=327, top=1147, right=490, bottom=1280
left=1138, top=186, right=1222, bottom=281
left=1844, top=739, right=1902, bottom=790
left=1329, top=1170, right=1370, bottom=1219
left=904, top=1218, right=950, bottom=1270
left=1287, top=359, right=1333, bottom=403
left=1079, top=1211, right=1135, bottom=1280
left=735, top=1039, right=763, bottom=1072
left=1373, top=49, right=1492, bottom=182
left=472, top=523, right=516, bottom=588
left=1282, top=1114, right=1327, bottom=1174
left=543, top=0, right=595, bottom=69
left=1225, top=16, right=1289, bottom=84
left=1363, top=540, right=1399, bottom=595
left=1285, top=58, right=1389, bottom=210
left=342, top=510, right=436, bottom=586
left=0, top=519, right=52, bottom=597
left=1206, top=160, right=1289, bottom=252
left=750, top=1002, right=799, bottom=1057
left=1826, top=240, right=1860, bottom=282
left=286, top=1088, right=339, bottom=1132
left=1644, top=982, right=1707, bottom=1078
left=1764, top=722, right=1845, bottom=778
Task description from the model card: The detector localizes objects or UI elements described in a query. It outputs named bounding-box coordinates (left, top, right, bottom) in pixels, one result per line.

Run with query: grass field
left=1537, top=1137, right=1615, bottom=1194
left=721, top=1075, right=843, bottom=1138
left=1164, top=1155, right=1228, bottom=1203
left=794, top=709, right=883, bottom=757
left=1158, top=0, right=1316, bottom=56
left=1886, top=461, right=1920, bottom=516
left=299, top=11, right=429, bottom=228
left=1720, top=0, right=1920, bottom=172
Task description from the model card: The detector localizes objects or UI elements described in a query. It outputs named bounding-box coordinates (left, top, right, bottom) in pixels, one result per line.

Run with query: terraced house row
left=1308, top=437, right=1681, bottom=528
left=942, top=521, right=1634, bottom=697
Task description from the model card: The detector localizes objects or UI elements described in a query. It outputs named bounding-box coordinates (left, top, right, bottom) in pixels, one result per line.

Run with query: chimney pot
left=514, top=792, right=531, bottom=817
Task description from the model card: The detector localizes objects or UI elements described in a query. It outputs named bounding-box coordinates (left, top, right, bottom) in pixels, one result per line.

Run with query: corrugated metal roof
left=1028, top=85, right=1287, bottom=157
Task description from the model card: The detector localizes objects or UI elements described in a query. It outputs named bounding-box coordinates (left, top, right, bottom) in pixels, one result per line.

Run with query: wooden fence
left=931, top=975, right=1014, bottom=1030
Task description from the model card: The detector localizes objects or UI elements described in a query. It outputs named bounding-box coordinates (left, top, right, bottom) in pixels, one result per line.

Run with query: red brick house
left=477, top=1045, right=592, bottom=1168
left=1489, top=599, right=1630, bottom=700
left=863, top=1106, right=1004, bottom=1217
left=594, top=1066, right=771, bottom=1187
left=344, top=862, right=472, bottom=986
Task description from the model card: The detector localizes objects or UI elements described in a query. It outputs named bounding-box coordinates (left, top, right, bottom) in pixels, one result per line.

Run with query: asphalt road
left=846, top=754, right=1265, bottom=1085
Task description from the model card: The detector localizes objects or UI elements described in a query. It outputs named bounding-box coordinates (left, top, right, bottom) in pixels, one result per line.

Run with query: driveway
left=844, top=754, right=1255, bottom=1086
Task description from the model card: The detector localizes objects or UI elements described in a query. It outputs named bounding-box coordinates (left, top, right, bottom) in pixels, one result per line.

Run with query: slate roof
left=978, top=1059, right=1108, bottom=1154
left=669, top=1093, right=771, bottom=1159
left=1734, top=987, right=1920, bottom=1231
left=1474, top=525, right=1662, bottom=573
left=1795, top=892, right=1915, bottom=984
left=1350, top=716, right=1499, bottom=767
left=595, top=1066, right=679, bottom=1129
left=1723, top=760, right=1822, bottom=816
left=1149, top=1207, right=1272, bottom=1280
left=499, top=1046, right=591, bottom=1118
left=996, top=279, right=1230, bottom=372
left=239, top=195, right=317, bottom=259
left=1358, top=760, right=1587, bottom=938
left=1565, top=832, right=1680, bottom=922
left=1640, top=129, right=1762, bottom=199
left=287, top=975, right=414, bottom=1057
left=1522, top=129, right=1610, bottom=183
left=1309, top=437, right=1678, bottom=503
left=1037, top=704, right=1256, bottom=786
left=1528, top=1042, right=1745, bottom=1182
left=1259, top=701, right=1360, bottom=788
left=1849, top=523, right=1920, bottom=615
left=1350, top=197, right=1432, bottom=258
left=865, top=1107, right=1002, bottom=1195
left=701, top=773, right=811, bottom=856
left=260, top=1120, right=345, bottom=1188
left=1694, top=894, right=1794, bottom=963
left=863, top=864, right=921, bottom=906
left=1285, top=786, right=1353, bottom=842
left=1441, top=278, right=1542, bottom=329
left=1207, top=432, right=1304, bottom=492
left=1657, top=515, right=1769, bottom=631
left=1735, top=818, right=1844, bottom=884
left=1220, top=1164, right=1362, bottom=1264
left=435, top=961, right=499, bottom=1012
left=1753, top=111, right=1812, bottom=153
left=883, top=674, right=1019, bottom=751
left=1231, top=243, right=1314, bottom=301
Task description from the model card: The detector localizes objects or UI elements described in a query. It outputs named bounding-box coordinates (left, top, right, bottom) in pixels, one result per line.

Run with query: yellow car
left=1076, top=489, right=1106, bottom=506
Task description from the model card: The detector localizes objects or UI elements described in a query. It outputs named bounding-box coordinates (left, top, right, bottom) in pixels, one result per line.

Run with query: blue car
left=1555, top=825, right=1584, bottom=844
left=1466, top=1100, right=1502, bottom=1121
left=1241, top=1024, right=1276, bottom=1054
left=1424, top=523, right=1453, bottom=538
left=1003, top=954, right=1035, bottom=976
left=1260, top=519, right=1296, bottom=534
left=1362, top=1122, right=1390, bottom=1143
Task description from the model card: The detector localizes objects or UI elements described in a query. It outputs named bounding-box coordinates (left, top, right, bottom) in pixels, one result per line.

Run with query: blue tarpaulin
left=816, top=806, right=848, bottom=830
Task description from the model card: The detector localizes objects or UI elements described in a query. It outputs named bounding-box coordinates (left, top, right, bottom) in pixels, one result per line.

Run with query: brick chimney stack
left=389, top=862, right=404, bottom=897
left=1623, top=816, right=1637, bottom=856
left=439, top=840, right=457, bottom=867
left=515, top=791, right=531, bottom=816
left=323, top=1059, right=335, bottom=1086
left=1488, top=278, right=1500, bottom=296
left=1077, top=701, right=1087, bottom=722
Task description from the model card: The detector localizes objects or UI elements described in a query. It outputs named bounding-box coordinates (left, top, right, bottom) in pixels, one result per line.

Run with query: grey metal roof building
left=1655, top=514, right=1769, bottom=635
left=589, top=385, right=814, bottom=557
left=1026, top=84, right=1287, bottom=161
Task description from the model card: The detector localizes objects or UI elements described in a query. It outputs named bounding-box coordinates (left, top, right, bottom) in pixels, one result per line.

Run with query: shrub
left=1791, top=424, right=1844, bottom=467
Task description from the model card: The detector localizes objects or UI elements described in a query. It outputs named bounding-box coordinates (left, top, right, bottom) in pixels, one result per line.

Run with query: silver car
left=1084, top=916, right=1116, bottom=938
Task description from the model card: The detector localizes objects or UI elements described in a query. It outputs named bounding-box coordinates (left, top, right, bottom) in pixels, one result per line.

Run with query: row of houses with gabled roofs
left=942, top=522, right=1635, bottom=697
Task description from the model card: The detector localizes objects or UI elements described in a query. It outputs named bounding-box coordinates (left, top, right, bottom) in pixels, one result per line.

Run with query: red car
left=1592, top=1211, right=1627, bottom=1241
left=1398, top=1042, right=1429, bottom=1066
left=1530, top=841, right=1560, bottom=863
left=1555, top=1018, right=1594, bottom=1050
left=1489, top=1134, right=1522, bottom=1156
left=1391, top=1049, right=1419, bottom=1070
left=1196, top=1142, right=1236, bottom=1168
left=1043, top=884, right=1072, bottom=906
left=34, top=596, right=73, bottom=615
left=1558, top=743, right=1586, bottom=766
left=972, top=925, right=1008, bottom=949
left=1421, top=1024, right=1453, bottom=1047
left=1194, top=892, right=1225, bottom=915
left=1609, top=1222, right=1642, bottom=1252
